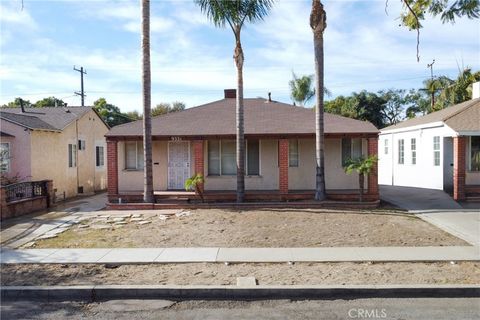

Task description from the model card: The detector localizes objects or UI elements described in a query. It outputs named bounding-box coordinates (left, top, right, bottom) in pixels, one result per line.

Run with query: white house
left=379, top=84, right=480, bottom=202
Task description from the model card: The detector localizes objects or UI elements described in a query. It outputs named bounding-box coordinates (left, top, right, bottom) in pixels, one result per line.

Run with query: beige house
left=106, top=90, right=380, bottom=203
left=0, top=107, right=109, bottom=199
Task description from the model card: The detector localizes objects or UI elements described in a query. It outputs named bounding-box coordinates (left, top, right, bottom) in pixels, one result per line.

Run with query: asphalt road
left=2, top=298, right=479, bottom=319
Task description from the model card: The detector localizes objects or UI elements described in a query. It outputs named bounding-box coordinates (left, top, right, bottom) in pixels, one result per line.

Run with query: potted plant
left=184, top=173, right=205, bottom=203
left=343, top=155, right=378, bottom=202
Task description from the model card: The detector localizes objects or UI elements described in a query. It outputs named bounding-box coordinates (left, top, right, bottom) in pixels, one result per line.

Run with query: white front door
left=168, top=141, right=190, bottom=190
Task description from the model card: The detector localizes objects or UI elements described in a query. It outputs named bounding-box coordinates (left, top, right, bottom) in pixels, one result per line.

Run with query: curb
left=2, top=285, right=479, bottom=302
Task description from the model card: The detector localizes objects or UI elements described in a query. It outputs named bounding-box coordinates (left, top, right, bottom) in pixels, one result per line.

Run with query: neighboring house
left=105, top=89, right=379, bottom=203
left=0, top=107, right=109, bottom=199
left=378, top=90, right=480, bottom=201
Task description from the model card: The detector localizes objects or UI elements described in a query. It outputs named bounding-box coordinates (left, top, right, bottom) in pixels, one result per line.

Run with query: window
left=208, top=140, right=260, bottom=176
left=247, top=140, right=260, bottom=175
left=288, top=140, right=299, bottom=167
left=341, top=138, right=362, bottom=166
left=96, top=146, right=104, bottom=167
left=411, top=138, right=416, bottom=165
left=125, top=141, right=144, bottom=170
left=0, top=143, right=10, bottom=173
left=68, top=144, right=77, bottom=168
left=78, top=140, right=86, bottom=150
left=433, top=136, right=440, bottom=166
left=384, top=139, right=389, bottom=155
left=398, top=139, right=404, bottom=164
left=470, top=136, right=480, bottom=171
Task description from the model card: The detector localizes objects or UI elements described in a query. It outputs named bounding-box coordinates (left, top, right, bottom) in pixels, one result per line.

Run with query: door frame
left=167, top=140, right=191, bottom=190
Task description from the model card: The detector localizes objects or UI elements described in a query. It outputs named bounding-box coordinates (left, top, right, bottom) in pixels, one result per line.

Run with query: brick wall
left=107, top=140, right=119, bottom=197
left=453, top=136, right=466, bottom=201
left=278, top=139, right=289, bottom=194
left=193, top=140, right=204, bottom=192
left=367, top=138, right=379, bottom=199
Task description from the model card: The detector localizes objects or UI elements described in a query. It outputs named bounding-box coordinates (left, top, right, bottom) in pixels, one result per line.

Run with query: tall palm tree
left=141, top=0, right=153, bottom=203
left=195, top=0, right=274, bottom=203
left=310, top=0, right=327, bottom=201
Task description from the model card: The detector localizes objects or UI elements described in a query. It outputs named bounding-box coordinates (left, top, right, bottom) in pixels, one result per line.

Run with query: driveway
left=380, top=185, right=480, bottom=246
left=0, top=193, right=106, bottom=249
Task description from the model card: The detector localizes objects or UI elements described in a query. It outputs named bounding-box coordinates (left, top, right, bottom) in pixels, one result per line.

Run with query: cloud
left=0, top=3, right=38, bottom=30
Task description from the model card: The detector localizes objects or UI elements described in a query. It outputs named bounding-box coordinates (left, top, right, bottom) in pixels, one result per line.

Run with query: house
left=105, top=89, right=379, bottom=203
left=0, top=107, right=110, bottom=199
left=378, top=86, right=480, bottom=201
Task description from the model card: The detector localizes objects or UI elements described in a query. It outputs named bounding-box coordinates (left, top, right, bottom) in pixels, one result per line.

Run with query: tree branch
left=402, top=0, right=421, bottom=62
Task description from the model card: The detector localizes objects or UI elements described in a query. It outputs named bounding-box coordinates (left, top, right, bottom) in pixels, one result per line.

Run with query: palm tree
left=195, top=0, right=274, bottom=203
left=141, top=0, right=154, bottom=203
left=344, top=155, right=378, bottom=202
left=289, top=72, right=315, bottom=106
left=310, top=0, right=327, bottom=201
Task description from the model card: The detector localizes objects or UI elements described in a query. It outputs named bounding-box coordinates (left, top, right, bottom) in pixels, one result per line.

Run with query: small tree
left=185, top=173, right=205, bottom=202
left=343, top=155, right=378, bottom=202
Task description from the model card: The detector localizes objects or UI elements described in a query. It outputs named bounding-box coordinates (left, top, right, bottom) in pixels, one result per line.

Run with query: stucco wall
left=30, top=110, right=108, bottom=198
left=117, top=138, right=365, bottom=192
left=0, top=119, right=32, bottom=181
left=378, top=125, right=457, bottom=190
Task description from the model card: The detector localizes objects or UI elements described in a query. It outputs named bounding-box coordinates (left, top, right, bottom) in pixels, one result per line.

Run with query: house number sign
left=170, top=137, right=182, bottom=141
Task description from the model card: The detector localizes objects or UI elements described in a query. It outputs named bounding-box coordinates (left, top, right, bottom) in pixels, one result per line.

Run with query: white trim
left=380, top=121, right=445, bottom=135
left=167, top=140, right=191, bottom=190
left=457, top=131, right=480, bottom=136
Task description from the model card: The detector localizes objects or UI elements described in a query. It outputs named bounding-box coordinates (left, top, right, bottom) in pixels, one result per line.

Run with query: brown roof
left=106, top=98, right=378, bottom=138
left=0, top=107, right=93, bottom=131
left=382, top=98, right=480, bottom=132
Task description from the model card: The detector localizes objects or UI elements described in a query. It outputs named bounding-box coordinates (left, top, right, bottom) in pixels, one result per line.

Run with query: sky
left=0, top=0, right=479, bottom=112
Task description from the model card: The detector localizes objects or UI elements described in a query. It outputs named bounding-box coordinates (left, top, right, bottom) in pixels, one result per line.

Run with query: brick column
left=107, top=140, right=119, bottom=199
left=367, top=137, right=379, bottom=199
left=278, top=139, right=289, bottom=194
left=453, top=136, right=466, bottom=201
left=193, top=140, right=204, bottom=192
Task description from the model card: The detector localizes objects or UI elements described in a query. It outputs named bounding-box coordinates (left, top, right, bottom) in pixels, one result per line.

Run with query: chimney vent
left=268, top=92, right=272, bottom=102
left=224, top=89, right=236, bottom=99
left=473, top=82, right=480, bottom=100
left=20, top=99, right=25, bottom=113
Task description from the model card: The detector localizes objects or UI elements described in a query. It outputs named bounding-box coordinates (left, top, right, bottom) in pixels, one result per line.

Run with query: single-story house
left=378, top=88, right=480, bottom=201
left=105, top=89, right=379, bottom=203
left=0, top=107, right=110, bottom=199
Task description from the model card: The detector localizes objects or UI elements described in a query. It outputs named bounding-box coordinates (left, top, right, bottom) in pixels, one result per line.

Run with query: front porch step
left=465, top=196, right=480, bottom=202
left=465, top=185, right=480, bottom=194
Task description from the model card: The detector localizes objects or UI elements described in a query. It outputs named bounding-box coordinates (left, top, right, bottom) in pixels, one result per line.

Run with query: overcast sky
left=1, top=0, right=479, bottom=112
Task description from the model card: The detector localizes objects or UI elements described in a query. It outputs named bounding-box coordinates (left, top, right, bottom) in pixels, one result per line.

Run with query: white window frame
left=245, top=139, right=261, bottom=176
left=0, top=142, right=10, bottom=173
left=384, top=139, right=389, bottom=155
left=68, top=143, right=77, bottom=168
left=341, top=138, right=363, bottom=166
left=289, top=139, right=299, bottom=167
left=398, top=139, right=404, bottom=165
left=469, top=136, right=480, bottom=172
left=411, top=138, right=416, bottom=165
left=96, top=146, right=105, bottom=167
left=78, top=139, right=86, bottom=150
left=208, top=140, right=261, bottom=176
left=125, top=141, right=144, bottom=170
left=433, top=136, right=440, bottom=166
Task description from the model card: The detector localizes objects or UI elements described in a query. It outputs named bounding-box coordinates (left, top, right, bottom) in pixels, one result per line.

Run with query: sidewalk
left=1, top=246, right=479, bottom=264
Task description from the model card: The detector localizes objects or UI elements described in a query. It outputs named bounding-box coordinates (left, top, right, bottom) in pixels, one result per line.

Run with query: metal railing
left=4, top=181, right=48, bottom=203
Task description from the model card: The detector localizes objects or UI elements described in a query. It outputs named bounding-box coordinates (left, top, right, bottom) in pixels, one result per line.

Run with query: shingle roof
left=0, top=107, right=92, bottom=131
left=382, top=98, right=480, bottom=132
left=106, top=98, right=379, bottom=138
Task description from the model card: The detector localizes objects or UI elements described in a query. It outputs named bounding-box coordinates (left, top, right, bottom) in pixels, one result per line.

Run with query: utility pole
left=427, top=59, right=436, bottom=110
left=73, top=66, right=87, bottom=107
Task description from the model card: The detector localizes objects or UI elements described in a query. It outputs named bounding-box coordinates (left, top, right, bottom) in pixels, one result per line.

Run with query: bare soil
left=31, top=209, right=466, bottom=248
left=2, top=262, right=479, bottom=286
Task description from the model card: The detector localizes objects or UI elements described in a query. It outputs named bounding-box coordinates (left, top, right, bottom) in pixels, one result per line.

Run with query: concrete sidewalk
left=1, top=246, right=479, bottom=264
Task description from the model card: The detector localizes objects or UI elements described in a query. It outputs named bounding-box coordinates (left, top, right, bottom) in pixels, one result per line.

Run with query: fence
left=4, top=181, right=48, bottom=203
left=1, top=180, right=53, bottom=220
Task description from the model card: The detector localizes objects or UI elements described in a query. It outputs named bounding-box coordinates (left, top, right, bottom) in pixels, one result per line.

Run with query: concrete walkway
left=0, top=193, right=107, bottom=249
left=1, top=246, right=479, bottom=264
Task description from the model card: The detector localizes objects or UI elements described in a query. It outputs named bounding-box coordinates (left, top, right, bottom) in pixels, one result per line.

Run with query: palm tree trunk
left=141, top=0, right=154, bottom=203
left=359, top=174, right=364, bottom=202
left=311, top=0, right=327, bottom=201
left=234, top=31, right=245, bottom=203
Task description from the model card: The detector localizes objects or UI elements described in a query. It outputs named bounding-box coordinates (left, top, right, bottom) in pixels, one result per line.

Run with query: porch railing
left=4, top=181, right=48, bottom=203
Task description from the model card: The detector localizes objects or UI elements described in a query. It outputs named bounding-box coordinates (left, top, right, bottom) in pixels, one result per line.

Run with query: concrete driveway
left=380, top=185, right=480, bottom=246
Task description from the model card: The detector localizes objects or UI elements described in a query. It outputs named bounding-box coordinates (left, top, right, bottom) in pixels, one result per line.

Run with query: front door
left=168, top=141, right=190, bottom=190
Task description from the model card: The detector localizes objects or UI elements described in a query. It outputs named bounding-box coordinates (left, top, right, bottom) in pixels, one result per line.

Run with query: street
left=1, top=298, right=479, bottom=320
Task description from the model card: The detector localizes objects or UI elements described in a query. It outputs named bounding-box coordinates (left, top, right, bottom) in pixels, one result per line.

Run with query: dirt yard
left=31, top=209, right=467, bottom=248
left=2, top=262, right=479, bottom=286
